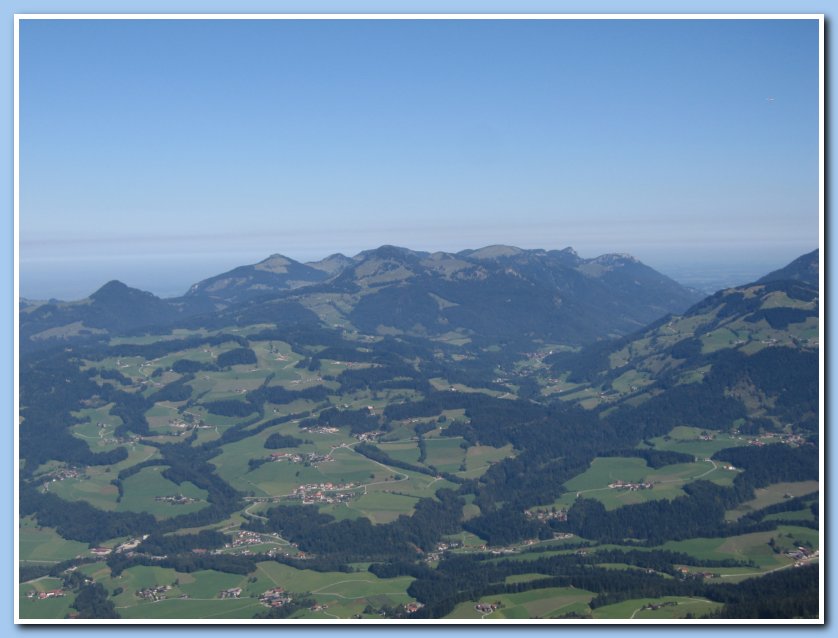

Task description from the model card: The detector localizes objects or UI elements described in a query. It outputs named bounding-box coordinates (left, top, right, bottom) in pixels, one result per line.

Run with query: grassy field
left=145, top=402, right=184, bottom=433
left=250, top=561, right=415, bottom=618
left=218, top=440, right=408, bottom=501
left=422, top=437, right=467, bottom=472
left=445, top=586, right=595, bottom=620
left=591, top=596, right=722, bottom=619
left=70, top=404, right=123, bottom=451
left=724, top=481, right=819, bottom=521
left=656, top=525, right=821, bottom=571
left=118, top=466, right=209, bottom=518
left=549, top=456, right=734, bottom=511
left=377, top=440, right=420, bottom=465
left=119, top=598, right=265, bottom=620
left=47, top=467, right=117, bottom=511
left=701, top=327, right=741, bottom=353
left=19, top=578, right=75, bottom=620
left=19, top=517, right=89, bottom=563
left=643, top=426, right=749, bottom=458
left=610, top=368, right=653, bottom=394
left=344, top=490, right=420, bottom=524
left=96, top=565, right=281, bottom=619
left=462, top=443, right=514, bottom=475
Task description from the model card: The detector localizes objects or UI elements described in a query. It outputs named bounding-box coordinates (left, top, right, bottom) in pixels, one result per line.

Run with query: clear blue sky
left=19, top=17, right=820, bottom=298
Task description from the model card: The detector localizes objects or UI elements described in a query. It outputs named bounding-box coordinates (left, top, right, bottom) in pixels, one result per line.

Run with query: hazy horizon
left=19, top=241, right=816, bottom=302
left=19, top=18, right=820, bottom=301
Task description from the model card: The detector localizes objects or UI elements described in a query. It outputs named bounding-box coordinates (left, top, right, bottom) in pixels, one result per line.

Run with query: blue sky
left=19, top=17, right=820, bottom=298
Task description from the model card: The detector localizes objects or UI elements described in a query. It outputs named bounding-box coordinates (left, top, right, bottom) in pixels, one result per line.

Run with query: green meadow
left=20, top=517, right=88, bottom=563
left=592, top=596, right=722, bottom=620
left=724, top=481, right=819, bottom=521
left=445, top=587, right=595, bottom=620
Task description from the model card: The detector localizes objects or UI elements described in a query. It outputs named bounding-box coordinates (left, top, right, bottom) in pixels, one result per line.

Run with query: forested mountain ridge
left=546, top=251, right=819, bottom=432
left=19, top=245, right=703, bottom=351
left=757, top=249, right=818, bottom=286
left=184, top=253, right=331, bottom=303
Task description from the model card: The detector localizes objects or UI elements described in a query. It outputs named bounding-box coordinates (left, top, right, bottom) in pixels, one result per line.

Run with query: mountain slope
left=20, top=281, right=183, bottom=346
left=185, top=253, right=329, bottom=303
left=19, top=244, right=705, bottom=352
left=758, top=249, right=819, bottom=286
left=288, top=245, right=703, bottom=347
left=548, top=250, right=819, bottom=432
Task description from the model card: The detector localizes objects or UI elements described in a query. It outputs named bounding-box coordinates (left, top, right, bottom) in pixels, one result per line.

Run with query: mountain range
left=20, top=245, right=707, bottom=350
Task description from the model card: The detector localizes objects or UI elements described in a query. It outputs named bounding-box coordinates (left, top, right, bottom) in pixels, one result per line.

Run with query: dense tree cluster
left=216, top=347, right=257, bottom=368
left=243, top=490, right=464, bottom=562
left=71, top=582, right=119, bottom=619
left=264, top=433, right=306, bottom=449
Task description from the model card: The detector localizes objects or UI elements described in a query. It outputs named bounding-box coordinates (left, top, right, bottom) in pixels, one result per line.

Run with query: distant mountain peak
left=355, top=245, right=425, bottom=262
left=465, top=245, right=525, bottom=260
left=92, top=279, right=129, bottom=293
left=592, top=253, right=639, bottom=265
left=89, top=280, right=155, bottom=302
left=254, top=254, right=294, bottom=273
left=185, top=252, right=328, bottom=303
left=306, top=253, right=353, bottom=275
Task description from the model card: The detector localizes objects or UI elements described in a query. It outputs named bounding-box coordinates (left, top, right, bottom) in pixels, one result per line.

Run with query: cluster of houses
left=259, top=587, right=292, bottom=608
left=290, top=482, right=359, bottom=505
left=524, top=508, right=568, bottom=522
left=228, top=530, right=267, bottom=548
left=354, top=431, right=384, bottom=443
left=115, top=537, right=146, bottom=554
left=475, top=602, right=500, bottom=614
left=90, top=536, right=149, bottom=558
left=788, top=546, right=815, bottom=561
left=268, top=451, right=333, bottom=466
left=154, top=493, right=199, bottom=506
left=423, top=540, right=464, bottom=563
left=608, top=480, right=653, bottom=491
left=641, top=600, right=678, bottom=611
left=676, top=567, right=722, bottom=580
left=136, top=585, right=173, bottom=601
left=219, top=587, right=242, bottom=599
left=41, top=466, right=83, bottom=486
left=26, top=589, right=65, bottom=600
left=754, top=432, right=810, bottom=447
left=288, top=377, right=322, bottom=385
left=299, top=425, right=340, bottom=435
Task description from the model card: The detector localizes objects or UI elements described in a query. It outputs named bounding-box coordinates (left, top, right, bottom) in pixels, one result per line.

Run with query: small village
left=259, top=586, right=292, bottom=608
left=289, top=481, right=360, bottom=505
left=787, top=546, right=816, bottom=562
left=136, top=585, right=174, bottom=602
left=475, top=602, right=501, bottom=615
left=267, top=451, right=334, bottom=466
left=299, top=425, right=340, bottom=435
left=154, top=493, right=200, bottom=506
left=25, top=589, right=65, bottom=600
left=39, top=466, right=84, bottom=491
left=608, top=480, right=653, bottom=491
left=640, top=600, right=678, bottom=612
left=354, top=430, right=384, bottom=443
left=524, top=508, right=568, bottom=522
